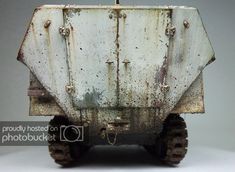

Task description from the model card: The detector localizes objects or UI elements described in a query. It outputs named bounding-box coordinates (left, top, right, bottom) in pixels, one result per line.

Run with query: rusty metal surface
left=63, top=8, right=118, bottom=108
left=29, top=73, right=64, bottom=116
left=28, top=89, right=50, bottom=97
left=171, top=73, right=204, bottom=114
left=18, top=5, right=214, bottom=122
left=79, top=108, right=158, bottom=139
left=18, top=7, right=76, bottom=118
left=29, top=97, right=64, bottom=116
left=160, top=8, right=215, bottom=119
left=118, top=9, right=171, bottom=107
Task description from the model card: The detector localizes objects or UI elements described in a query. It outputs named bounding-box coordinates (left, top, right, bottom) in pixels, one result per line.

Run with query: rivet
left=183, top=20, right=190, bottom=28
left=123, top=13, right=127, bottom=19
left=109, top=14, right=113, bottom=19
left=44, top=20, right=51, bottom=28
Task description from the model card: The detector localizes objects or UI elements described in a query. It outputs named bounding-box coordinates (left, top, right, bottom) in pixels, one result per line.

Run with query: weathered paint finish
left=172, top=73, right=204, bottom=114
left=28, top=72, right=205, bottom=116
left=161, top=8, right=215, bottom=118
left=18, top=5, right=214, bottom=122
left=119, top=9, right=171, bottom=107
left=63, top=8, right=118, bottom=108
left=28, top=73, right=65, bottom=116
left=18, top=7, right=76, bottom=117
left=76, top=108, right=158, bottom=135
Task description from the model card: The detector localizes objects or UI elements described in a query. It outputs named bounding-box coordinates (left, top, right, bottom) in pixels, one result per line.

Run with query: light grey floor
left=0, top=145, right=234, bottom=172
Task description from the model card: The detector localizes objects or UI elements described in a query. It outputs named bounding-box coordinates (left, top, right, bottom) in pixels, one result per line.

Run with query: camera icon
left=60, top=125, right=84, bottom=142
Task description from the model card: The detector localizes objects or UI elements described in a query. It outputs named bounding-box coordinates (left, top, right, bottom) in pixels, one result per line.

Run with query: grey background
left=0, top=0, right=234, bottom=153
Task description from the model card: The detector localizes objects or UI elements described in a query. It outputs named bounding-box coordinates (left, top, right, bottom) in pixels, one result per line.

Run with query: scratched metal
left=28, top=73, right=65, bottom=116
left=18, top=5, right=214, bottom=120
left=18, top=7, right=76, bottom=117
left=118, top=9, right=171, bottom=107
left=172, top=73, right=204, bottom=114
left=28, top=72, right=205, bottom=116
left=75, top=108, right=157, bottom=134
left=63, top=8, right=118, bottom=108
left=161, top=8, right=215, bottom=118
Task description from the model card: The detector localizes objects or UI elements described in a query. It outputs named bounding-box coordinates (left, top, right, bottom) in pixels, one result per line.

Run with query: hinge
left=165, top=26, right=176, bottom=37
left=160, top=84, right=170, bottom=93
left=59, top=26, right=70, bottom=37
left=65, top=84, right=74, bottom=94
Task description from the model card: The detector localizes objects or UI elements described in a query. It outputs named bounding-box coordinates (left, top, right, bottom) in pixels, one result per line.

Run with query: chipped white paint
left=18, top=5, right=214, bottom=119
left=18, top=8, right=75, bottom=116
left=162, top=8, right=215, bottom=116
left=64, top=8, right=118, bottom=108
left=118, top=9, right=171, bottom=107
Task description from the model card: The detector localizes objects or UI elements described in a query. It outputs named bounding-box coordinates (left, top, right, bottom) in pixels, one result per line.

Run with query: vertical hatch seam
left=158, top=9, right=173, bottom=121
left=62, top=8, right=76, bottom=112
left=115, top=9, right=120, bottom=107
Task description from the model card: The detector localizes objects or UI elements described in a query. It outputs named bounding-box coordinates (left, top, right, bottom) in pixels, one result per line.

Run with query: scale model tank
left=17, top=2, right=215, bottom=166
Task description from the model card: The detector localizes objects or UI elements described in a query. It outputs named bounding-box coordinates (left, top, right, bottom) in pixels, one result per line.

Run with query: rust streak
left=156, top=56, right=168, bottom=85
left=115, top=9, right=121, bottom=106
left=17, top=8, right=39, bottom=62
left=17, top=50, right=24, bottom=62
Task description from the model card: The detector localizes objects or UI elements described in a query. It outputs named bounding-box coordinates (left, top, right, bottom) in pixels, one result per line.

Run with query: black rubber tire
left=144, top=114, right=188, bottom=165
left=48, top=116, right=89, bottom=166
left=156, top=114, right=188, bottom=165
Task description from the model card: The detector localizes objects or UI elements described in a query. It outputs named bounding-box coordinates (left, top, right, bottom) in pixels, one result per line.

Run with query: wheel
left=144, top=114, right=188, bottom=165
left=156, top=114, right=188, bottom=165
left=48, top=116, right=90, bottom=166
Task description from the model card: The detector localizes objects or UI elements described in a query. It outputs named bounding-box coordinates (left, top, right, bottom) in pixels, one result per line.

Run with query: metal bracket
left=59, top=26, right=70, bottom=37
left=109, top=12, right=126, bottom=19
left=106, top=59, right=114, bottom=64
left=160, top=84, right=170, bottom=93
left=122, top=59, right=130, bottom=64
left=65, top=84, right=74, bottom=94
left=165, top=26, right=176, bottom=37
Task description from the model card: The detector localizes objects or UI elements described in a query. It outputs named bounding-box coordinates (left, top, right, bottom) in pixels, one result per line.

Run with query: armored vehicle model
left=17, top=3, right=215, bottom=166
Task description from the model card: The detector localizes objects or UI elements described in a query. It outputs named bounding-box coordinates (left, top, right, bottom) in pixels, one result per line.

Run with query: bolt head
left=44, top=20, right=51, bottom=28
left=183, top=20, right=190, bottom=28
left=109, top=14, right=113, bottom=19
